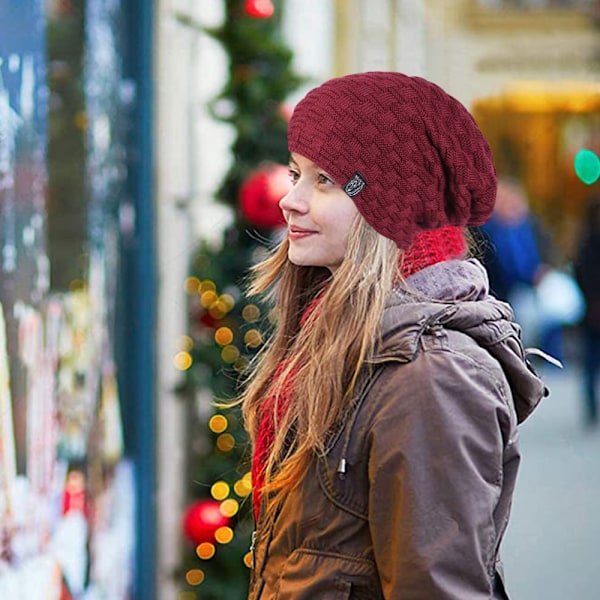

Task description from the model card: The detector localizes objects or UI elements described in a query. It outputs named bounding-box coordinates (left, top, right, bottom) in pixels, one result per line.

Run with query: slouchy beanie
left=288, top=71, right=497, bottom=251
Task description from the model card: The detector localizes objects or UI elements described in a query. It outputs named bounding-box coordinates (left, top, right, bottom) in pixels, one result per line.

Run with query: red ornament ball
left=182, top=499, right=230, bottom=545
left=240, top=163, right=291, bottom=229
left=244, top=0, right=274, bottom=18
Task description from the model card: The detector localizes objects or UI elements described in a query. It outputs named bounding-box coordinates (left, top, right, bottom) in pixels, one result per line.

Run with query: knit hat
left=288, top=71, right=497, bottom=250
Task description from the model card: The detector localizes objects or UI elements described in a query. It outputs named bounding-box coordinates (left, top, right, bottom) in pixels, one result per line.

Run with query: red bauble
left=244, top=0, right=274, bottom=18
left=182, top=499, right=230, bottom=545
left=240, top=163, right=290, bottom=229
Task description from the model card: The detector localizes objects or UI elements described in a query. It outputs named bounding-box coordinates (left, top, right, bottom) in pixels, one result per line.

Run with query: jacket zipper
left=250, top=530, right=257, bottom=570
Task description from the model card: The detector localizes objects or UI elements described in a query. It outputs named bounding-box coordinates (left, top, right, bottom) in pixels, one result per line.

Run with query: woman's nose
left=279, top=185, right=308, bottom=214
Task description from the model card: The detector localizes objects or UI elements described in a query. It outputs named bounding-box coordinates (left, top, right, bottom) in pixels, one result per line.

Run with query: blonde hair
left=241, top=215, right=399, bottom=515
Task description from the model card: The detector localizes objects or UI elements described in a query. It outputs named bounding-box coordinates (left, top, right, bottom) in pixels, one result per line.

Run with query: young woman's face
left=279, top=153, right=359, bottom=272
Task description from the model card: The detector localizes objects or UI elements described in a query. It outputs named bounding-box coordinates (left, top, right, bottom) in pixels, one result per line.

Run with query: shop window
left=0, top=1, right=135, bottom=596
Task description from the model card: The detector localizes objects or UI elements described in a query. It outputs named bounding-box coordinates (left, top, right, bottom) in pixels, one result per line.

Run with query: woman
left=241, top=72, right=546, bottom=600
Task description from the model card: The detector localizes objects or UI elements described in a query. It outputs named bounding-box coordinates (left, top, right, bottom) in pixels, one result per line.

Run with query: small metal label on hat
left=344, top=172, right=367, bottom=198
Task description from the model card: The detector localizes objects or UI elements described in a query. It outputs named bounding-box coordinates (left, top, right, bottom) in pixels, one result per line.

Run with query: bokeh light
left=221, top=345, right=240, bottom=363
left=209, top=301, right=228, bottom=320
left=200, top=290, right=218, bottom=308
left=216, top=433, right=236, bottom=452
left=244, top=329, right=262, bottom=348
left=173, top=351, right=193, bottom=370
left=234, top=477, right=252, bottom=497
left=214, top=327, right=234, bottom=346
left=185, top=569, right=205, bottom=586
left=574, top=148, right=600, bottom=185
left=219, top=293, right=235, bottom=311
left=220, top=498, right=240, bottom=517
left=214, top=526, right=234, bottom=544
left=242, top=304, right=261, bottom=322
left=199, top=280, right=216, bottom=293
left=210, top=481, right=230, bottom=501
left=208, top=414, right=228, bottom=433
left=179, top=335, right=194, bottom=351
left=196, top=542, right=216, bottom=560
left=184, top=277, right=201, bottom=295
left=243, top=552, right=253, bottom=568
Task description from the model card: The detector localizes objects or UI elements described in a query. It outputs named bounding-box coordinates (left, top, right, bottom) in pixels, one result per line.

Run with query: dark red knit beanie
left=288, top=71, right=497, bottom=250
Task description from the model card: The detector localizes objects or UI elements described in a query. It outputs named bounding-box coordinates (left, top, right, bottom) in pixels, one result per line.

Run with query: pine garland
left=177, top=2, right=301, bottom=598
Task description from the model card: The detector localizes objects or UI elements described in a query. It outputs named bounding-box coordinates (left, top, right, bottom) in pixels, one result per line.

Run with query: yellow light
left=196, top=542, right=216, bottom=560
left=211, top=481, right=230, bottom=501
left=234, top=478, right=252, bottom=497
left=184, top=277, right=201, bottom=295
left=221, top=345, right=240, bottom=363
left=185, top=569, right=205, bottom=586
left=173, top=351, right=192, bottom=371
left=199, top=280, right=216, bottom=293
left=243, top=552, right=253, bottom=568
left=214, top=327, right=234, bottom=347
left=200, top=290, right=218, bottom=308
left=219, top=294, right=235, bottom=311
left=209, top=301, right=228, bottom=319
left=179, top=335, right=194, bottom=351
left=178, top=592, right=196, bottom=600
left=244, top=329, right=262, bottom=348
left=242, top=304, right=261, bottom=322
left=216, top=433, right=235, bottom=453
left=214, top=526, right=234, bottom=544
left=220, top=498, right=240, bottom=517
left=234, top=357, right=249, bottom=373
left=208, top=414, right=228, bottom=433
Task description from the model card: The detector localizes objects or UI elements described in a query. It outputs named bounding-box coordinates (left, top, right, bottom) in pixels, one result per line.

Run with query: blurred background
left=0, top=0, right=599, bottom=598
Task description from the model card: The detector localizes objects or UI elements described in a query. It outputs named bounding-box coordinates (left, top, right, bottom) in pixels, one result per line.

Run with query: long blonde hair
left=241, top=215, right=400, bottom=509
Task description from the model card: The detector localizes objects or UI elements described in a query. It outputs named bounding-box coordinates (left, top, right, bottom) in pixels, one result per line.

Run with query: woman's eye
left=317, top=173, right=334, bottom=185
left=288, top=168, right=300, bottom=184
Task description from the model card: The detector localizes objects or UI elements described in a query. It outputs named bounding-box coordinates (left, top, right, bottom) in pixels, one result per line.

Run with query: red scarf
left=401, top=226, right=466, bottom=278
left=251, top=361, right=294, bottom=521
left=251, top=296, right=321, bottom=521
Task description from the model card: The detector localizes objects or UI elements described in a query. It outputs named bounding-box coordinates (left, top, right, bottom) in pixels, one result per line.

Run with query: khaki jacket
left=248, top=260, right=547, bottom=600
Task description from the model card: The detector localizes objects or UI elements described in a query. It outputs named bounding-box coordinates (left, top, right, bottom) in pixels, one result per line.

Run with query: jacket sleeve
left=367, top=344, right=518, bottom=599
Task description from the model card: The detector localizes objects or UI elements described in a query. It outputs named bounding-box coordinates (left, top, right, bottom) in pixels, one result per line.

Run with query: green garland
left=177, top=2, right=301, bottom=598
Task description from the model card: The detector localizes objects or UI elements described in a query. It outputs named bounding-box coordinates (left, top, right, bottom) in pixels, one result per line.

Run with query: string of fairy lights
left=176, top=276, right=264, bottom=596
left=176, top=277, right=263, bottom=373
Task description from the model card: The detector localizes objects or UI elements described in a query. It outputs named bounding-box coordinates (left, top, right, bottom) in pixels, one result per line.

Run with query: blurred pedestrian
left=241, top=72, right=547, bottom=599
left=479, top=178, right=545, bottom=302
left=574, top=195, right=600, bottom=426
left=478, top=178, right=563, bottom=360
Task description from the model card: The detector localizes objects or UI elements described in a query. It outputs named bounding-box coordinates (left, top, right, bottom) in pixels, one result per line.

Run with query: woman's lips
left=288, top=227, right=316, bottom=240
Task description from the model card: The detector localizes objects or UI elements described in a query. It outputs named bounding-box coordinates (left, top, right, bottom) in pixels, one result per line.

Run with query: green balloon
left=574, top=149, right=600, bottom=185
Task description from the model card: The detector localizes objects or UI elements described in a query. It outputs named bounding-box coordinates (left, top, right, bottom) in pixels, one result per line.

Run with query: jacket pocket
left=316, top=454, right=369, bottom=520
left=275, top=548, right=378, bottom=600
